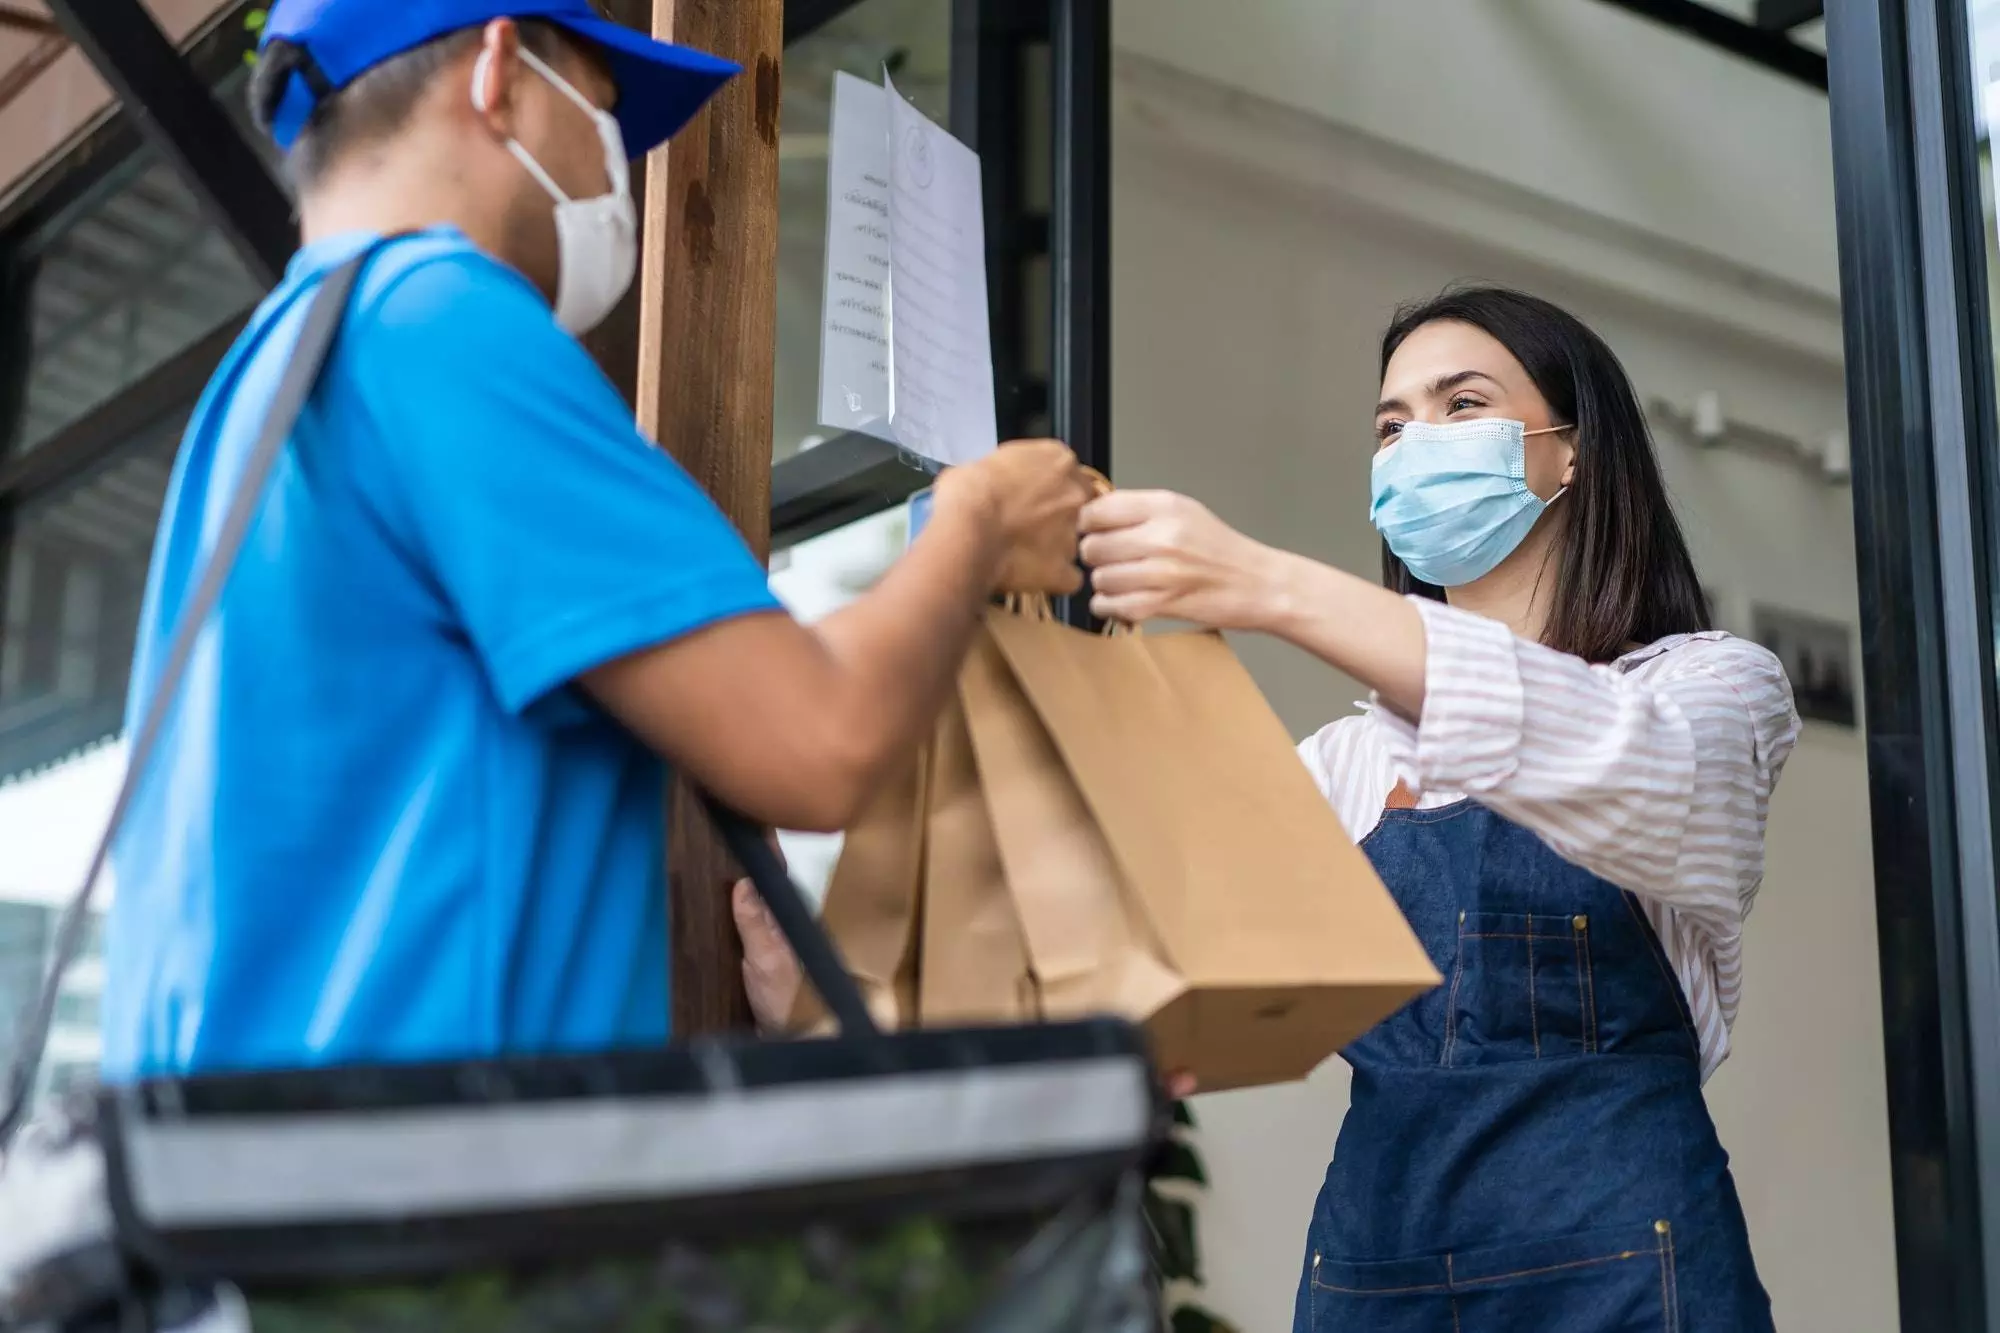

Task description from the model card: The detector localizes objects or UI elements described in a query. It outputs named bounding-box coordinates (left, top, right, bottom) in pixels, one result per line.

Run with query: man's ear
left=469, top=18, right=524, bottom=132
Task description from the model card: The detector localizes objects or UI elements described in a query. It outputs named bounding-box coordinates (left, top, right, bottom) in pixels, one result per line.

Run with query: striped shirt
left=1297, top=598, right=1801, bottom=1082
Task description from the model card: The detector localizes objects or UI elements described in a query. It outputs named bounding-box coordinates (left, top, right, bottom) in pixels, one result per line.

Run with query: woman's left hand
left=1078, top=490, right=1282, bottom=630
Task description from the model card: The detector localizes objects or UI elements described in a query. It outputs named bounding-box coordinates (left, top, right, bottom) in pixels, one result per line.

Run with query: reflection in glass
left=768, top=503, right=912, bottom=901
left=0, top=740, right=121, bottom=1111
left=1974, top=2, right=2000, bottom=389
left=5, top=160, right=261, bottom=461
left=0, top=422, right=181, bottom=782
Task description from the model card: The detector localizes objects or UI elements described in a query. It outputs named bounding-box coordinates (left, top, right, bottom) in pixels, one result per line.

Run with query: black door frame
left=1827, top=0, right=2000, bottom=1327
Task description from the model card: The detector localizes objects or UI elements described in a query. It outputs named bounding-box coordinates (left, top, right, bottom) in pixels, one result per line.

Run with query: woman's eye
left=1375, top=420, right=1404, bottom=443
left=1447, top=395, right=1484, bottom=414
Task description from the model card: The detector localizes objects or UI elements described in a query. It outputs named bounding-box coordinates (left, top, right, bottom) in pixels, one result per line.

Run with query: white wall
left=1108, top=7, right=1897, bottom=1330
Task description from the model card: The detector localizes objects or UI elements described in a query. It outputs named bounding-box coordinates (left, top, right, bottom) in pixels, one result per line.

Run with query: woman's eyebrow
left=1374, top=370, right=1501, bottom=417
left=1427, top=369, right=1502, bottom=398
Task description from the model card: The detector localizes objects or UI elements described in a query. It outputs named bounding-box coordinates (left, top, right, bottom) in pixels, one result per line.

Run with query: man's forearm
left=810, top=477, right=1005, bottom=808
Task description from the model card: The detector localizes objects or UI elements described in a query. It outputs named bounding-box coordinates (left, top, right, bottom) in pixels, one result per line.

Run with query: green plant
left=243, top=7, right=266, bottom=65
left=1147, top=1100, right=1240, bottom=1333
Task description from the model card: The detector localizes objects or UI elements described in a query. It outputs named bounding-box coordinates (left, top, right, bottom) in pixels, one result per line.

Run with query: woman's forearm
left=1245, top=546, right=1430, bottom=718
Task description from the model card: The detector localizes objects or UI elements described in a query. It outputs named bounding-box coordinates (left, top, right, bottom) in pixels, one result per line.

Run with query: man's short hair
left=249, top=21, right=568, bottom=192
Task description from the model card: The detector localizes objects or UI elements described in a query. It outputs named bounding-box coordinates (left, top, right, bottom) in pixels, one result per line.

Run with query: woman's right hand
left=938, top=440, right=1092, bottom=595
left=1078, top=489, right=1287, bottom=630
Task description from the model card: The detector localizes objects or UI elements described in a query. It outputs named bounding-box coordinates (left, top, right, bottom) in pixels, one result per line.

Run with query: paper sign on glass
left=817, top=72, right=896, bottom=445
left=818, top=71, right=998, bottom=467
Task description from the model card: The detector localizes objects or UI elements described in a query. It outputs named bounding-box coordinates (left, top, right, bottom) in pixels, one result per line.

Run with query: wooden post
left=579, top=0, right=650, bottom=407
left=634, top=0, right=785, bottom=1037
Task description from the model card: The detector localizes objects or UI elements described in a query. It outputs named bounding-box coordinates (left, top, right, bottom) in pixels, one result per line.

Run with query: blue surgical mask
left=1369, top=418, right=1569, bottom=588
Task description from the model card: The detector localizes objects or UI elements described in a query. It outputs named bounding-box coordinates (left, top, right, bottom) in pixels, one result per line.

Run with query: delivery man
left=98, top=0, right=1090, bottom=1078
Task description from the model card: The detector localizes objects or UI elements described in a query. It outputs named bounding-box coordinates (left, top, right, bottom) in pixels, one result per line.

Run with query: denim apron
left=1293, top=798, right=1773, bottom=1332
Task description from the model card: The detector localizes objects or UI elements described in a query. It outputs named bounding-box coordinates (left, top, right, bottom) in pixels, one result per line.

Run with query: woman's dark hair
left=1378, top=287, right=1710, bottom=663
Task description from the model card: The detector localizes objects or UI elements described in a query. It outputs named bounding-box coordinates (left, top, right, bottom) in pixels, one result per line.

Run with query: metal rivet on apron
left=1458, top=910, right=1466, bottom=925
left=1573, top=914, right=1588, bottom=931
left=1655, top=1219, right=1670, bottom=1235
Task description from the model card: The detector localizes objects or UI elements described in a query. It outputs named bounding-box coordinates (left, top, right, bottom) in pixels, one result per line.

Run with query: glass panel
left=774, top=0, right=951, bottom=467
left=0, top=739, right=120, bottom=1109
left=0, top=898, right=53, bottom=1103
left=0, top=418, right=181, bottom=782
left=1972, top=3, right=2000, bottom=384
left=768, top=502, right=911, bottom=901
left=4, top=156, right=261, bottom=461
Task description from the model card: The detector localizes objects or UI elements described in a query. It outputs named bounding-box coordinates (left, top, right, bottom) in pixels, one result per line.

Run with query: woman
left=1079, top=287, right=1797, bottom=1331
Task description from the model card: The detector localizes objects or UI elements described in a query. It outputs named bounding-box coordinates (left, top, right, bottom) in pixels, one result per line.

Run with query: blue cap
left=261, top=0, right=741, bottom=159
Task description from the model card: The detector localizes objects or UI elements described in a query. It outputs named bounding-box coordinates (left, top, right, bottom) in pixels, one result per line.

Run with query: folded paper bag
left=970, top=607, right=1439, bottom=1090
left=788, top=744, right=928, bottom=1035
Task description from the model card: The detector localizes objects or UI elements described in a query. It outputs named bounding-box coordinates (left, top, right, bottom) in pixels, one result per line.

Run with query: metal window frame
left=1826, top=0, right=2000, bottom=1328
left=1050, top=0, right=1108, bottom=482
left=0, top=9, right=266, bottom=512
left=42, top=0, right=293, bottom=285
left=1590, top=0, right=1828, bottom=89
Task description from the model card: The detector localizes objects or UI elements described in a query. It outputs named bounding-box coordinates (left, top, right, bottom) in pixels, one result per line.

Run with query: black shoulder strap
left=0, top=240, right=877, bottom=1148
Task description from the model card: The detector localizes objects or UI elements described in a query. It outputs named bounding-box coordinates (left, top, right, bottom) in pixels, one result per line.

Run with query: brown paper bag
left=918, top=691, right=1039, bottom=1025
left=956, top=629, right=1185, bottom=1026
left=979, top=608, right=1440, bottom=1091
left=788, top=743, right=928, bottom=1034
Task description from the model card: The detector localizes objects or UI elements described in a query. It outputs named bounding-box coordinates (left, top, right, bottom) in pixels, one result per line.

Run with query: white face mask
left=472, top=46, right=637, bottom=335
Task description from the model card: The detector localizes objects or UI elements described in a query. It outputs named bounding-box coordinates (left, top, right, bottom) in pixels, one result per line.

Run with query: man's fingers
left=732, top=878, right=778, bottom=939
left=1042, top=560, right=1086, bottom=595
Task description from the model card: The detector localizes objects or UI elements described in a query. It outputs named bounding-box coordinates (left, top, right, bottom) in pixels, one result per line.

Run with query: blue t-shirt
left=100, top=229, right=781, bottom=1080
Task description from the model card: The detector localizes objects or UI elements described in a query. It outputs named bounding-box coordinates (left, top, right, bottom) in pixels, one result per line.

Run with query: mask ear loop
left=474, top=47, right=584, bottom=204
left=472, top=46, right=493, bottom=112
left=515, top=44, right=632, bottom=197
left=1526, top=422, right=1576, bottom=503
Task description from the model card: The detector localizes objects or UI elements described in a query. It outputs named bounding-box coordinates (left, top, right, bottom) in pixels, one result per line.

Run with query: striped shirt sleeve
left=1373, top=599, right=1801, bottom=947
left=1299, top=716, right=1403, bottom=845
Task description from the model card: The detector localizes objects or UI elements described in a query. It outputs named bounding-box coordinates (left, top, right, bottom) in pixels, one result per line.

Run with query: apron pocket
left=1312, top=1221, right=1679, bottom=1333
left=1446, top=910, right=1598, bottom=1065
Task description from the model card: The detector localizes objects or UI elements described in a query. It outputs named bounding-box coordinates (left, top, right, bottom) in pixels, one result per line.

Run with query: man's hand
left=735, top=877, right=804, bottom=1033
left=941, top=440, right=1092, bottom=595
